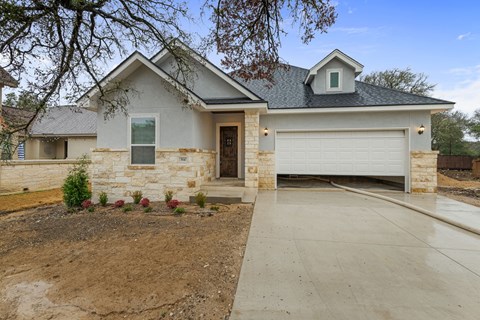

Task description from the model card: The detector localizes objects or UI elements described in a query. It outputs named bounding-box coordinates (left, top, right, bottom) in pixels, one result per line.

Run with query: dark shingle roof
left=1, top=105, right=35, bottom=129
left=0, top=67, right=18, bottom=87
left=234, top=65, right=453, bottom=109
left=30, top=105, right=96, bottom=136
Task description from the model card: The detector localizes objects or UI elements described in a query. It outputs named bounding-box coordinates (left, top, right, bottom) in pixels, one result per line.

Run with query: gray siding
left=157, top=56, right=247, bottom=100
left=311, top=58, right=356, bottom=94
left=97, top=65, right=214, bottom=150
left=259, top=110, right=432, bottom=151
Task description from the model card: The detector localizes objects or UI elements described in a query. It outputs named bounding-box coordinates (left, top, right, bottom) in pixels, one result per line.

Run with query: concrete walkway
left=230, top=190, right=480, bottom=320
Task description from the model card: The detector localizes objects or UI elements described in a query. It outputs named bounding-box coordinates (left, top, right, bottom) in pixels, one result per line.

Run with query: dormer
left=304, top=49, right=363, bottom=95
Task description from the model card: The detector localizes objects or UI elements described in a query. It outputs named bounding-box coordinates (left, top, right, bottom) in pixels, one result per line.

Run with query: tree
left=0, top=0, right=337, bottom=149
left=431, top=111, right=469, bottom=155
left=360, top=67, right=436, bottom=96
left=469, top=109, right=480, bottom=140
left=4, top=91, right=41, bottom=111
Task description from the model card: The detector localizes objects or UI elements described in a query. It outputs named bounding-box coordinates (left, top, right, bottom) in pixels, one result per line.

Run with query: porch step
left=189, top=186, right=257, bottom=204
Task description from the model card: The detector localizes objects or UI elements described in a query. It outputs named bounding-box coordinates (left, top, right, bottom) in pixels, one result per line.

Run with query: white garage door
left=276, top=130, right=407, bottom=176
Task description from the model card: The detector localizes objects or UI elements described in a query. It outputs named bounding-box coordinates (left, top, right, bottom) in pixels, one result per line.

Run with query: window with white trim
left=130, top=116, right=157, bottom=165
left=326, top=69, right=342, bottom=91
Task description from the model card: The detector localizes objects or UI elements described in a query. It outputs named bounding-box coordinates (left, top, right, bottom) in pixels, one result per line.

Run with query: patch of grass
left=144, top=207, right=153, bottom=213
left=173, top=207, right=185, bottom=215
left=122, top=204, right=133, bottom=213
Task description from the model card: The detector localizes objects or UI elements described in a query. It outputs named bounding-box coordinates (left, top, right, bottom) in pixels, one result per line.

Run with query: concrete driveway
left=230, top=190, right=480, bottom=320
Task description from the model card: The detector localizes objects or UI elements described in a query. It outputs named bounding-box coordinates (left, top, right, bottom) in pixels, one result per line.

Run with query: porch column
left=244, top=110, right=259, bottom=188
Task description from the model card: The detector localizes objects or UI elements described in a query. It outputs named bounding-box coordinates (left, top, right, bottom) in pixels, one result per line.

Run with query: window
left=326, top=69, right=342, bottom=91
left=130, top=116, right=157, bottom=165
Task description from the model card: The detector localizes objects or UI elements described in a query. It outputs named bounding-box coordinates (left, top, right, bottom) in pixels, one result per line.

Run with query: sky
left=3, top=1, right=480, bottom=115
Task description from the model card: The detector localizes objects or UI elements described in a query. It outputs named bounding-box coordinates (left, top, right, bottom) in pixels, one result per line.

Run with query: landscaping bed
left=437, top=171, right=480, bottom=207
left=0, top=201, right=253, bottom=319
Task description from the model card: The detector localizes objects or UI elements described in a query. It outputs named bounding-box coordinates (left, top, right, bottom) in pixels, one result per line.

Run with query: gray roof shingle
left=234, top=65, right=453, bottom=109
left=30, top=105, right=96, bottom=136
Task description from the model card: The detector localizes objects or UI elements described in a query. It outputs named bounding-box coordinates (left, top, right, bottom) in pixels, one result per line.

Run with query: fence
left=437, top=155, right=475, bottom=170
left=0, top=160, right=91, bottom=194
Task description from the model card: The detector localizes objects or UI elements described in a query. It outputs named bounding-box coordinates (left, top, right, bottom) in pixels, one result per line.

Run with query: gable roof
left=0, top=67, right=18, bottom=88
left=304, top=49, right=364, bottom=85
left=151, top=40, right=263, bottom=101
left=235, top=65, right=454, bottom=110
left=30, top=105, right=96, bottom=136
left=77, top=51, right=207, bottom=110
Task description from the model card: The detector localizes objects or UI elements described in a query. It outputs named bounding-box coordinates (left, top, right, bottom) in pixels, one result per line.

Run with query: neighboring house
left=1, top=106, right=35, bottom=160
left=26, top=105, right=97, bottom=159
left=78, top=42, right=454, bottom=201
left=0, top=67, right=21, bottom=160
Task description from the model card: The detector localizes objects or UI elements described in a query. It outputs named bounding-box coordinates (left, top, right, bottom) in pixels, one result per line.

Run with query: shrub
left=164, top=190, right=174, bottom=203
left=99, top=192, right=108, bottom=206
left=210, top=205, right=220, bottom=212
left=123, top=204, right=132, bottom=213
left=140, top=198, right=150, bottom=208
left=132, top=190, right=143, bottom=204
left=173, top=207, right=185, bottom=215
left=62, top=156, right=91, bottom=208
left=87, top=206, right=95, bottom=213
left=81, top=199, right=93, bottom=209
left=144, top=206, right=153, bottom=213
left=195, top=192, right=207, bottom=208
left=114, top=200, right=125, bottom=208
left=167, top=199, right=180, bottom=209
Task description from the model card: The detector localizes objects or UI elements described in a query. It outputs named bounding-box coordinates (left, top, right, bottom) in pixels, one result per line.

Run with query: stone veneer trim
left=410, top=150, right=438, bottom=193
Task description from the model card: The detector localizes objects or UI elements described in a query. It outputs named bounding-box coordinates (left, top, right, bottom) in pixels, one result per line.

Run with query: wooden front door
left=220, top=126, right=238, bottom=177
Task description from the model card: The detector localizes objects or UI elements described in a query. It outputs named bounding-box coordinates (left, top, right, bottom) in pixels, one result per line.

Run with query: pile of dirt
left=437, top=172, right=480, bottom=189
left=0, top=202, right=253, bottom=319
left=437, top=171, right=480, bottom=207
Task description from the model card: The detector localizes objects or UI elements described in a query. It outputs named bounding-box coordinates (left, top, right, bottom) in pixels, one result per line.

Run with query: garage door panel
left=276, top=130, right=406, bottom=176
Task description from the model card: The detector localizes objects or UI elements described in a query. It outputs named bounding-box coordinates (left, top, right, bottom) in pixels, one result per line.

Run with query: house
left=1, top=105, right=35, bottom=160
left=26, top=105, right=96, bottom=159
left=78, top=42, right=454, bottom=201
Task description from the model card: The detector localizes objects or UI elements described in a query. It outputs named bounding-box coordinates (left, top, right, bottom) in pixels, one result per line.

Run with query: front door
left=220, top=126, right=238, bottom=177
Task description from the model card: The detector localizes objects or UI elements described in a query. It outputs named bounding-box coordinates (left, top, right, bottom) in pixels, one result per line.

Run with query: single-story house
left=26, top=105, right=97, bottom=160
left=1, top=105, right=35, bottom=160
left=78, top=42, right=454, bottom=201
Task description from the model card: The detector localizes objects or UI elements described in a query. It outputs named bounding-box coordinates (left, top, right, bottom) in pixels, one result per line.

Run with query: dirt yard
left=0, top=201, right=253, bottom=320
left=437, top=170, right=480, bottom=207
left=0, top=189, right=63, bottom=213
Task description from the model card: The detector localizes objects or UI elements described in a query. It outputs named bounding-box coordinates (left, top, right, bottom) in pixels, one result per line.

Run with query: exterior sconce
left=264, top=128, right=269, bottom=136
left=418, top=124, right=425, bottom=135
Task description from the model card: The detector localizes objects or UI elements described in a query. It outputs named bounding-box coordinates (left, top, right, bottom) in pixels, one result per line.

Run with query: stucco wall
left=259, top=110, right=432, bottom=151
left=67, top=137, right=97, bottom=159
left=157, top=55, right=247, bottom=100
left=96, top=65, right=214, bottom=150
left=0, top=160, right=91, bottom=194
left=311, top=58, right=356, bottom=94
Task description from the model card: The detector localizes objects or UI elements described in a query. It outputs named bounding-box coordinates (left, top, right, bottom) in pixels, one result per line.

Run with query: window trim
left=326, top=68, right=343, bottom=92
left=128, top=113, right=159, bottom=165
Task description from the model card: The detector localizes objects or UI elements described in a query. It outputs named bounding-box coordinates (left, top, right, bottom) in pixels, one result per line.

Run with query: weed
left=164, top=190, right=174, bottom=203
left=195, top=192, right=207, bottom=208
left=210, top=205, right=220, bottom=211
left=144, top=206, right=153, bottom=213
left=173, top=207, right=185, bottom=215
left=87, top=206, right=95, bottom=213
left=123, top=204, right=132, bottom=213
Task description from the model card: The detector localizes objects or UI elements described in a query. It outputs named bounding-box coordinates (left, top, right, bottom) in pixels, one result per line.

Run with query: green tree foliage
left=62, top=156, right=91, bottom=208
left=4, top=91, right=41, bottom=111
left=469, top=109, right=480, bottom=140
left=431, top=111, right=470, bottom=155
left=360, top=68, right=436, bottom=96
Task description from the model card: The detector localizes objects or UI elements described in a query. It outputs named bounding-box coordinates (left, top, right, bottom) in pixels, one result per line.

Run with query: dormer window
left=327, top=69, right=342, bottom=91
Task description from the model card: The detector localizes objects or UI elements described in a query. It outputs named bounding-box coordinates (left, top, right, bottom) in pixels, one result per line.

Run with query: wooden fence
left=437, top=155, right=475, bottom=170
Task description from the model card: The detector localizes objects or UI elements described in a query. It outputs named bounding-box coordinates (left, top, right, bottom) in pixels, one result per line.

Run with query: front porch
left=191, top=178, right=257, bottom=204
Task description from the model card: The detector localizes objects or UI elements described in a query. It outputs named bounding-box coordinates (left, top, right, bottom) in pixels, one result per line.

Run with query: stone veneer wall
left=244, top=111, right=259, bottom=188
left=411, top=150, right=438, bottom=193
left=258, top=151, right=275, bottom=189
left=0, top=160, right=91, bottom=194
left=91, top=148, right=215, bottom=202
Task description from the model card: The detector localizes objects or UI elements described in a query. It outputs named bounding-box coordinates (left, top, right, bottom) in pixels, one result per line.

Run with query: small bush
left=62, top=156, right=91, bottom=208
left=81, top=199, right=93, bottom=209
left=144, top=206, right=153, bottom=213
left=123, top=204, right=132, bottom=213
left=173, top=207, right=185, bottom=215
left=87, top=206, right=95, bottom=213
left=99, top=192, right=108, bottom=206
left=164, top=190, right=174, bottom=203
left=167, top=199, right=180, bottom=209
left=114, top=200, right=125, bottom=208
left=195, top=192, right=207, bottom=208
left=140, top=197, right=150, bottom=208
left=132, top=190, right=143, bottom=204
left=210, top=205, right=220, bottom=212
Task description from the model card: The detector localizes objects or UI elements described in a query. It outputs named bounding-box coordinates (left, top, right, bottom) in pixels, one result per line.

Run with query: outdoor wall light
left=264, top=128, right=269, bottom=136
left=418, top=124, right=425, bottom=135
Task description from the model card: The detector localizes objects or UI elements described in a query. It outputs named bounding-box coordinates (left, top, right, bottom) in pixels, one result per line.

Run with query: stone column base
left=411, top=151, right=438, bottom=193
